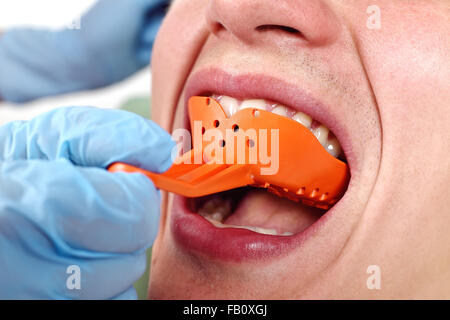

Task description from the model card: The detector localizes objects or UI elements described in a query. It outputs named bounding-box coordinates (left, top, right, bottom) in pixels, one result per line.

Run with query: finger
left=0, top=106, right=175, bottom=172
left=0, top=231, right=148, bottom=299
left=0, top=160, right=161, bottom=254
left=63, top=253, right=146, bottom=300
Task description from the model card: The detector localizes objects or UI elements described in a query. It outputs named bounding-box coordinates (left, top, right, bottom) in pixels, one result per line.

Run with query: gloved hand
left=0, top=107, right=175, bottom=299
left=0, top=0, right=169, bottom=103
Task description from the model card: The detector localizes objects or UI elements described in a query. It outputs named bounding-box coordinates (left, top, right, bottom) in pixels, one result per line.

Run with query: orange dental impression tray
left=108, top=96, right=350, bottom=209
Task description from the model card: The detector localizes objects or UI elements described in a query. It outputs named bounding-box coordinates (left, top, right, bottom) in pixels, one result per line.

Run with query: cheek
left=350, top=2, right=450, bottom=165
left=151, top=0, right=209, bottom=132
left=354, top=3, right=450, bottom=118
left=344, top=2, right=450, bottom=284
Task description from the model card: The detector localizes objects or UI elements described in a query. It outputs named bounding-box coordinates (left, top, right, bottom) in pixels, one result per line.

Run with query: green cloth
left=120, top=96, right=152, bottom=119
left=134, top=248, right=152, bottom=300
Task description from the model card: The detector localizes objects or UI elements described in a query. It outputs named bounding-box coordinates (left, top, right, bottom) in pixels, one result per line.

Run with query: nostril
left=256, top=25, right=302, bottom=36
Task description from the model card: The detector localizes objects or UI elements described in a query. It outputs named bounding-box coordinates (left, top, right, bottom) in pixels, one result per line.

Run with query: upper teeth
left=211, top=95, right=343, bottom=159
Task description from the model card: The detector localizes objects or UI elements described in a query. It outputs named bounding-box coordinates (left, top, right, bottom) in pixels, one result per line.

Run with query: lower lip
left=170, top=195, right=331, bottom=262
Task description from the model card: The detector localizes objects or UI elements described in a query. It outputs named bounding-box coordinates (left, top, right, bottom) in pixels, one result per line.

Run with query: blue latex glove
left=0, top=0, right=169, bottom=103
left=0, top=107, right=175, bottom=299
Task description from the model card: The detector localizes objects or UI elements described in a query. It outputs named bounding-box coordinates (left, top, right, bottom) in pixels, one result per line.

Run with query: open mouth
left=171, top=69, right=352, bottom=262
left=183, top=94, right=347, bottom=237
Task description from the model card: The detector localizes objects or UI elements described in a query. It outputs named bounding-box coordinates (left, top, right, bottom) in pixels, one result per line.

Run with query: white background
left=0, top=0, right=152, bottom=125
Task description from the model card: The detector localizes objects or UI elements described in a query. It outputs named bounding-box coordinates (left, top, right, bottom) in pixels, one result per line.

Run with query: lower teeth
left=204, top=217, right=293, bottom=236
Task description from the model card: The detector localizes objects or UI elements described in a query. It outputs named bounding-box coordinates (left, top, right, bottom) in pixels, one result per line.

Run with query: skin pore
left=149, top=0, right=450, bottom=299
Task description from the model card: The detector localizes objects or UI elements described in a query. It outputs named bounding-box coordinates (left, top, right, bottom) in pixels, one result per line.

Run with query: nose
left=206, top=0, right=341, bottom=46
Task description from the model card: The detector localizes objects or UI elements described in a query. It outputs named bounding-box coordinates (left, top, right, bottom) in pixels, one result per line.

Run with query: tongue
left=223, top=189, right=325, bottom=234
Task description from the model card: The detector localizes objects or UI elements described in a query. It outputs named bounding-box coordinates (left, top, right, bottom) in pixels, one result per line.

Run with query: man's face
left=149, top=0, right=450, bottom=299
